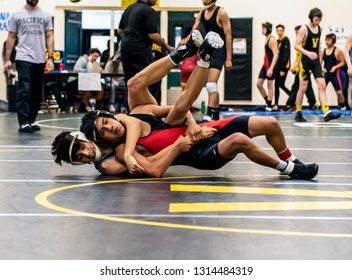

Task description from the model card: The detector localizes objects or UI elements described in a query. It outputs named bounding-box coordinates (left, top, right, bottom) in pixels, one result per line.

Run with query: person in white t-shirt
left=5, top=0, right=54, bottom=133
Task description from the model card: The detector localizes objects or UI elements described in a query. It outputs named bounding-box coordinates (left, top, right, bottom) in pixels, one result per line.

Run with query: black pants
left=286, top=73, right=316, bottom=108
left=121, top=48, right=161, bottom=108
left=16, top=60, right=45, bottom=125
left=45, top=82, right=67, bottom=110
left=274, top=70, right=290, bottom=105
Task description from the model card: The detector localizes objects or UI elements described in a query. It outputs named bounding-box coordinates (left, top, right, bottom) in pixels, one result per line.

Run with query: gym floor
left=0, top=110, right=351, bottom=260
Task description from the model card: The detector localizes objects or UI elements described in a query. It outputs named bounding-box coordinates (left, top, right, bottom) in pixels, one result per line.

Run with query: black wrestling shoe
left=172, top=30, right=204, bottom=61
left=323, top=110, right=341, bottom=122
left=289, top=162, right=319, bottom=180
left=198, top=31, right=224, bottom=62
left=293, top=159, right=303, bottom=164
left=295, top=111, right=307, bottom=122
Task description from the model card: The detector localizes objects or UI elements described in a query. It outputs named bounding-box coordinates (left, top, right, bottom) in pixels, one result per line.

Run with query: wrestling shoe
left=294, top=111, right=307, bottom=122
left=323, top=110, right=341, bottom=122
left=198, top=31, right=224, bottom=62
left=169, top=30, right=204, bottom=65
left=289, top=162, right=319, bottom=180
left=293, top=159, right=303, bottom=164
left=281, top=161, right=319, bottom=180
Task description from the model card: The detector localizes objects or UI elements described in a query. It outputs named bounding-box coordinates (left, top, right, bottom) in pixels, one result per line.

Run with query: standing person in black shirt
left=274, top=24, right=291, bottom=111
left=321, top=33, right=345, bottom=108
left=294, top=7, right=341, bottom=122
left=191, top=0, right=232, bottom=121
left=118, top=0, right=174, bottom=107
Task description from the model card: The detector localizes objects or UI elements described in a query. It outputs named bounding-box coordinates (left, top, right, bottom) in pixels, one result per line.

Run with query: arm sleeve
left=8, top=13, right=18, bottom=33
left=281, top=38, right=291, bottom=70
left=145, top=8, right=159, bottom=34
left=73, top=56, right=88, bottom=72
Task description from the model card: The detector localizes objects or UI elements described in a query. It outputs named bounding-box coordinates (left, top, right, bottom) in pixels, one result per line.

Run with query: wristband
left=47, top=56, right=53, bottom=60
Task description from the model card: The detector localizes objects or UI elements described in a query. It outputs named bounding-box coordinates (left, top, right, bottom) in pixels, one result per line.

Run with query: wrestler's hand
left=185, top=122, right=202, bottom=143
left=225, top=59, right=232, bottom=71
left=124, top=155, right=145, bottom=174
left=200, top=126, right=217, bottom=140
left=348, top=67, right=352, bottom=77
left=267, top=69, right=273, bottom=78
left=175, top=135, right=193, bottom=152
left=307, top=52, right=318, bottom=60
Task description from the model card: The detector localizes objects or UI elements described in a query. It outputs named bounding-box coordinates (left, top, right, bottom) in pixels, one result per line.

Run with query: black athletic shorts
left=172, top=115, right=251, bottom=170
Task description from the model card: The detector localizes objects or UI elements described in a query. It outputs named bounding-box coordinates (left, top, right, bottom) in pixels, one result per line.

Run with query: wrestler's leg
left=217, top=132, right=280, bottom=168
left=127, top=57, right=174, bottom=110
left=128, top=31, right=204, bottom=111
left=216, top=132, right=319, bottom=180
left=165, top=32, right=224, bottom=125
left=248, top=116, right=297, bottom=162
left=164, top=65, right=209, bottom=125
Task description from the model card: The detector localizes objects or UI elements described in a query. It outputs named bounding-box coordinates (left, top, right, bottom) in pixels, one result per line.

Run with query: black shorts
left=299, top=57, right=324, bottom=80
left=172, top=115, right=251, bottom=170
left=258, top=65, right=275, bottom=80
left=209, top=46, right=226, bottom=70
left=325, top=71, right=343, bottom=91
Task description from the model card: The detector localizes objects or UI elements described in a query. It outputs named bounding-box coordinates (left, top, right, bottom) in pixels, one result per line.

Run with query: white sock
left=275, top=160, right=288, bottom=172
left=287, top=154, right=296, bottom=161
left=280, top=161, right=295, bottom=175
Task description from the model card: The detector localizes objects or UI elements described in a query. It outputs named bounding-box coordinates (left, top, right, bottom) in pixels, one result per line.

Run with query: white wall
left=1, top=0, right=351, bottom=105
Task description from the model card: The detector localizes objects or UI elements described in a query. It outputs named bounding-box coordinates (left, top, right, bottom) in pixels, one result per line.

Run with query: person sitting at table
left=67, top=48, right=105, bottom=113
left=44, top=76, right=68, bottom=113
left=102, top=42, right=127, bottom=113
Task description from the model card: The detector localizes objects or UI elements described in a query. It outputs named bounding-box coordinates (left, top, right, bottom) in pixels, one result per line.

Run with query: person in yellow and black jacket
left=273, top=24, right=291, bottom=111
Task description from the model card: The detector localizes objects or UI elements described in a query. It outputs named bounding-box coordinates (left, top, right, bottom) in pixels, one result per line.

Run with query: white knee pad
left=206, top=82, right=218, bottom=94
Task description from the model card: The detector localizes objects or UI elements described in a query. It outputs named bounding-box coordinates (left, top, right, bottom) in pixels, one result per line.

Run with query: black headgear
left=262, top=22, right=272, bottom=35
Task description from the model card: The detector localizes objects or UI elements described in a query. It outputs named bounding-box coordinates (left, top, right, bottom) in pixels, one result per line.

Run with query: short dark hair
left=80, top=111, right=99, bottom=142
left=309, top=7, right=323, bottom=21
left=276, top=24, right=285, bottom=30
left=325, top=33, right=336, bottom=44
left=51, top=131, right=80, bottom=165
left=87, top=48, right=101, bottom=56
left=262, top=22, right=272, bottom=35
left=80, top=110, right=116, bottom=143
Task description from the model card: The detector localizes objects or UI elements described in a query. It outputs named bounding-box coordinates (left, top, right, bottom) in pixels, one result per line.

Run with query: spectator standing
left=118, top=0, right=174, bottom=107
left=4, top=0, right=54, bottom=132
left=256, top=22, right=278, bottom=111
left=274, top=24, right=291, bottom=110
left=321, top=33, right=345, bottom=108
